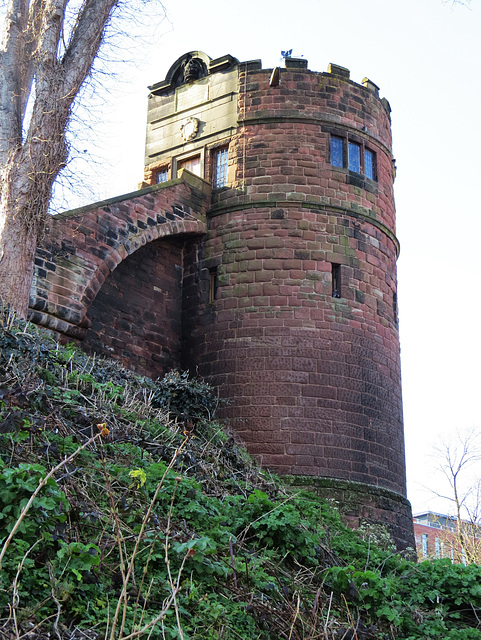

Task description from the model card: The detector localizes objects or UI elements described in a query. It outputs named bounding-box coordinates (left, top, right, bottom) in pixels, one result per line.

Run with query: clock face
left=181, top=117, right=199, bottom=142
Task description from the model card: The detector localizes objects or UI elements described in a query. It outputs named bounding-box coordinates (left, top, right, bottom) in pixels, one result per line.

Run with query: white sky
left=60, top=0, right=481, bottom=516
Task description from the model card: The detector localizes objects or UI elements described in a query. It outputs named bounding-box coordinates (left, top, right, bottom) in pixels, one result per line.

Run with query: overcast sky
left=59, top=0, right=481, bottom=516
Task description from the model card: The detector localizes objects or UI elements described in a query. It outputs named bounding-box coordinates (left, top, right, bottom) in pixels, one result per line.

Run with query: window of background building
left=178, top=155, right=201, bottom=177
left=213, top=147, right=229, bottom=188
left=156, top=168, right=169, bottom=183
left=422, top=534, right=428, bottom=558
left=435, top=537, right=441, bottom=558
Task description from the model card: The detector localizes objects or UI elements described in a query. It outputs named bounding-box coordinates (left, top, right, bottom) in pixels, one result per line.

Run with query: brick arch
left=29, top=173, right=210, bottom=339
left=79, top=214, right=206, bottom=322
left=82, top=235, right=193, bottom=378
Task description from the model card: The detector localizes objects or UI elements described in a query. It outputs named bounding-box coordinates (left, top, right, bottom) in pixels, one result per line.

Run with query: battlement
left=148, top=51, right=387, bottom=104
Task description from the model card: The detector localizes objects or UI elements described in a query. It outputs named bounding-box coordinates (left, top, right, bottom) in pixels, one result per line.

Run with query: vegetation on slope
left=1, top=308, right=481, bottom=640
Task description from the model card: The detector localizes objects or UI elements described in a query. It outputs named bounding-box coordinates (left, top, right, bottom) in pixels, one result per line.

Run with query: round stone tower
left=145, top=53, right=413, bottom=548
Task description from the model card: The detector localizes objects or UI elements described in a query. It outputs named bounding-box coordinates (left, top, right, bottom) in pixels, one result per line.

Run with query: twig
left=48, top=565, right=62, bottom=640
left=323, top=592, right=333, bottom=639
left=164, top=476, right=184, bottom=640
left=288, top=593, right=300, bottom=640
left=229, top=537, right=237, bottom=588
left=109, top=436, right=189, bottom=640
left=14, top=614, right=58, bottom=640
left=11, top=538, right=41, bottom=639
left=341, top=593, right=358, bottom=640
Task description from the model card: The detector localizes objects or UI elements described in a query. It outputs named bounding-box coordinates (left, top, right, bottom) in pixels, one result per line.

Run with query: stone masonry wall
left=29, top=54, right=414, bottom=548
left=183, top=61, right=407, bottom=498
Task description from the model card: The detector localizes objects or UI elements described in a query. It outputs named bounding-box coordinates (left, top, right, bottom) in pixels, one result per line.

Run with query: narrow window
left=422, top=533, right=428, bottom=558
left=178, top=155, right=201, bottom=177
left=393, top=291, right=398, bottom=324
left=209, top=267, right=218, bottom=303
left=332, top=263, right=341, bottom=298
left=364, top=149, right=376, bottom=180
left=156, top=167, right=169, bottom=183
left=213, top=147, right=229, bottom=188
left=330, top=136, right=344, bottom=168
left=348, top=142, right=360, bottom=173
left=435, top=537, right=440, bottom=558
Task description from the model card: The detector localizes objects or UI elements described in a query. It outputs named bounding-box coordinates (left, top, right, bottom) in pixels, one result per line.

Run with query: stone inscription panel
left=176, top=80, right=209, bottom=111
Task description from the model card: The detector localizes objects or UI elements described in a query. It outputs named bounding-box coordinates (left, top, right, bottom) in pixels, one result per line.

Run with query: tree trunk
left=0, top=151, right=42, bottom=317
left=0, top=205, right=38, bottom=319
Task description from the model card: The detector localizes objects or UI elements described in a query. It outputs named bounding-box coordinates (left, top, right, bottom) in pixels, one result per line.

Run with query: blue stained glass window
left=213, top=147, right=229, bottom=188
left=365, top=149, right=375, bottom=180
left=348, top=142, right=360, bottom=173
left=330, top=136, right=344, bottom=167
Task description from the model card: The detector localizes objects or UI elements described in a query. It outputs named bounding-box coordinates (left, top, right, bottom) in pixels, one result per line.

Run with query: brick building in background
left=414, top=512, right=481, bottom=563
left=29, top=52, right=414, bottom=549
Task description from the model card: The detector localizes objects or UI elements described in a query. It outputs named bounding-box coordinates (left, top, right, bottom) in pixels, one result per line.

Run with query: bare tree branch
left=432, top=429, right=481, bottom=564
left=63, top=0, right=120, bottom=95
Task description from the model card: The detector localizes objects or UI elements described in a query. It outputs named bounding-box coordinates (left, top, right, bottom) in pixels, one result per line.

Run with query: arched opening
left=82, top=237, right=186, bottom=379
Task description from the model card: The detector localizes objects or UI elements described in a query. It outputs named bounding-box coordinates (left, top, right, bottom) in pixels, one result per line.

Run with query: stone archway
left=29, top=173, right=210, bottom=361
left=82, top=235, right=190, bottom=379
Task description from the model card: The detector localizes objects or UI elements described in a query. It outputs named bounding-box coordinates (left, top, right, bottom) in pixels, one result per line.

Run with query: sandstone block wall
left=82, top=238, right=185, bottom=378
left=30, top=173, right=210, bottom=378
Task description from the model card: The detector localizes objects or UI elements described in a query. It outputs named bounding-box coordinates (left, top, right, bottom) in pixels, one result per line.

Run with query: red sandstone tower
left=143, top=52, right=412, bottom=547
left=30, top=51, right=413, bottom=547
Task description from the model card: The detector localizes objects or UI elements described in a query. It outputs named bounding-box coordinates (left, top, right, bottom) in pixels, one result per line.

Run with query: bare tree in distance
left=432, top=429, right=481, bottom=564
left=0, top=0, right=166, bottom=317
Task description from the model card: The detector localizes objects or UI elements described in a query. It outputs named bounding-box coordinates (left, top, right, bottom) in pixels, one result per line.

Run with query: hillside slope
left=1, top=309, right=481, bottom=640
